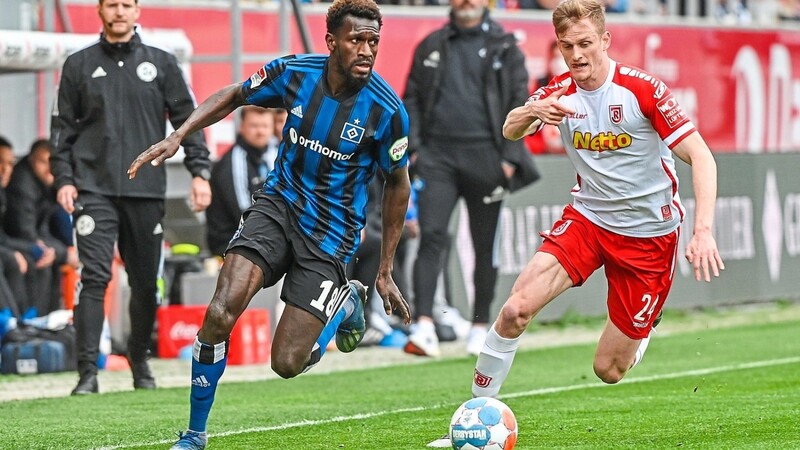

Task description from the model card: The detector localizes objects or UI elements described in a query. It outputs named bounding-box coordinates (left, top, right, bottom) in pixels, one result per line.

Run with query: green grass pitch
left=0, top=319, right=798, bottom=449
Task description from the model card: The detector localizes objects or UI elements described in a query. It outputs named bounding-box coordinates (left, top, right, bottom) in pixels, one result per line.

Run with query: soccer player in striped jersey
left=129, top=0, right=411, bottom=448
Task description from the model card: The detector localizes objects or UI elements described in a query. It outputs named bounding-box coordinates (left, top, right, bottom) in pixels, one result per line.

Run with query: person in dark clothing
left=5, top=139, right=77, bottom=316
left=206, top=106, right=278, bottom=258
left=0, top=138, right=29, bottom=317
left=346, top=171, right=418, bottom=343
left=50, top=0, right=212, bottom=395
left=402, top=0, right=539, bottom=358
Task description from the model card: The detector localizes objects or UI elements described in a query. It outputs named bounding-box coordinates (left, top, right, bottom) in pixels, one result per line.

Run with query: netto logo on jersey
left=573, top=131, right=632, bottom=152
left=288, top=128, right=354, bottom=161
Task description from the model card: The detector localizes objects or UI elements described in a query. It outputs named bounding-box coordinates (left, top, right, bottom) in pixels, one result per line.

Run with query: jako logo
left=289, top=128, right=353, bottom=161
left=573, top=131, right=632, bottom=152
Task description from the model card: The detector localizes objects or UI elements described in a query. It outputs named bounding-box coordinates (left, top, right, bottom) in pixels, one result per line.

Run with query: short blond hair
left=552, top=0, right=606, bottom=37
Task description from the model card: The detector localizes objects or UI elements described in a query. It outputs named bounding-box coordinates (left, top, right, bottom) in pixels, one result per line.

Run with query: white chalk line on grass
left=97, top=356, right=800, bottom=450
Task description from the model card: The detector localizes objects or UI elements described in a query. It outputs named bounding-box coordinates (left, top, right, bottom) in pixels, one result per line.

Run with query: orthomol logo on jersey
left=573, top=131, right=632, bottom=152
left=289, top=128, right=354, bottom=161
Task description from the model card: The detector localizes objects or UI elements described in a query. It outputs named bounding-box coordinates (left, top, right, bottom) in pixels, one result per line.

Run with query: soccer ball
left=449, top=397, right=517, bottom=450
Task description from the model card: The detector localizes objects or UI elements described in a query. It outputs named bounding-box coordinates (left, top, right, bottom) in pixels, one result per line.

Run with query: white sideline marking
left=97, top=356, right=800, bottom=450
left=501, top=356, right=800, bottom=400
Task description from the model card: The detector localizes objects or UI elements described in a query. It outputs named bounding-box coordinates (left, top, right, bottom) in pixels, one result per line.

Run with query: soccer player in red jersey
left=474, top=0, right=725, bottom=401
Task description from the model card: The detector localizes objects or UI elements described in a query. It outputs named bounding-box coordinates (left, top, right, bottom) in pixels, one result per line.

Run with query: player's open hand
left=530, top=84, right=575, bottom=125
left=685, top=228, right=725, bottom=282
left=128, top=133, right=182, bottom=179
left=375, top=272, right=411, bottom=324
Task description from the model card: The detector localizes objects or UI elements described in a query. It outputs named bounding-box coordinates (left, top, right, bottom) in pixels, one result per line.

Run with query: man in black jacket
left=206, top=106, right=278, bottom=258
left=50, top=0, right=211, bottom=395
left=0, top=137, right=29, bottom=318
left=5, top=139, right=77, bottom=316
left=403, top=0, right=538, bottom=358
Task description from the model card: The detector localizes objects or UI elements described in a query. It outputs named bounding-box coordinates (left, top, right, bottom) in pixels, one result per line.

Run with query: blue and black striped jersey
left=241, top=54, right=410, bottom=262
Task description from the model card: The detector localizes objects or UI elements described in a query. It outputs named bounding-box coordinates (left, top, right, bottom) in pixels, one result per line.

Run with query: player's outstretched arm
left=503, top=85, right=573, bottom=141
left=128, top=83, right=247, bottom=179
left=672, top=132, right=725, bottom=282
left=375, top=166, right=411, bottom=324
left=503, top=104, right=543, bottom=142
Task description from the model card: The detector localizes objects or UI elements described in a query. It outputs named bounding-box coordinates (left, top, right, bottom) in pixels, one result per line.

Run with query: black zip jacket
left=206, top=135, right=270, bottom=257
left=403, top=13, right=539, bottom=191
left=0, top=186, right=35, bottom=257
left=51, top=32, right=210, bottom=198
left=3, top=156, right=67, bottom=264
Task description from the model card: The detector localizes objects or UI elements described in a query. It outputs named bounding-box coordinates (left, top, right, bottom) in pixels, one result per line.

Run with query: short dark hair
left=326, top=0, right=382, bottom=35
left=0, top=135, right=11, bottom=150
left=29, top=138, right=52, bottom=156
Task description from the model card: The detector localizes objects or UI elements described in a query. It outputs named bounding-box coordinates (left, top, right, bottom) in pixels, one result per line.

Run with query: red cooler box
left=157, top=305, right=271, bottom=365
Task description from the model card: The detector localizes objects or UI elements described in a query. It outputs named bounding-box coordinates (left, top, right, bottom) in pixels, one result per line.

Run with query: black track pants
left=73, top=193, right=164, bottom=371
left=412, top=137, right=506, bottom=324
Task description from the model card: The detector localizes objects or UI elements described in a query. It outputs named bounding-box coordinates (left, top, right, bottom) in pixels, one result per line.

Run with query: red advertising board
left=157, top=305, right=271, bottom=365
left=64, top=4, right=800, bottom=153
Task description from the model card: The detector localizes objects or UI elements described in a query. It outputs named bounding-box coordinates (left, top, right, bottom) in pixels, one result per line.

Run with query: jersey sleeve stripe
left=265, top=62, right=287, bottom=84
left=367, top=83, right=401, bottom=110
left=288, top=54, right=327, bottom=68
left=283, top=71, right=304, bottom=109
left=662, top=122, right=695, bottom=148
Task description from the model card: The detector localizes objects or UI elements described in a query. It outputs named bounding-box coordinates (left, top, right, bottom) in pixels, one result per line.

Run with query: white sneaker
left=466, top=325, right=488, bottom=356
left=426, top=434, right=451, bottom=448
left=434, top=305, right=471, bottom=340
left=368, top=310, right=394, bottom=336
left=404, top=322, right=441, bottom=357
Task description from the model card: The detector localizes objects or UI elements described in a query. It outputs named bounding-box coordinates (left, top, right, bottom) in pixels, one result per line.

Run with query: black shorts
left=227, top=192, right=349, bottom=324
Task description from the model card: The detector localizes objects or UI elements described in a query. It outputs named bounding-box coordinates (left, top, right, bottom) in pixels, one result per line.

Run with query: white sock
left=631, top=334, right=652, bottom=369
left=472, top=325, right=520, bottom=398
